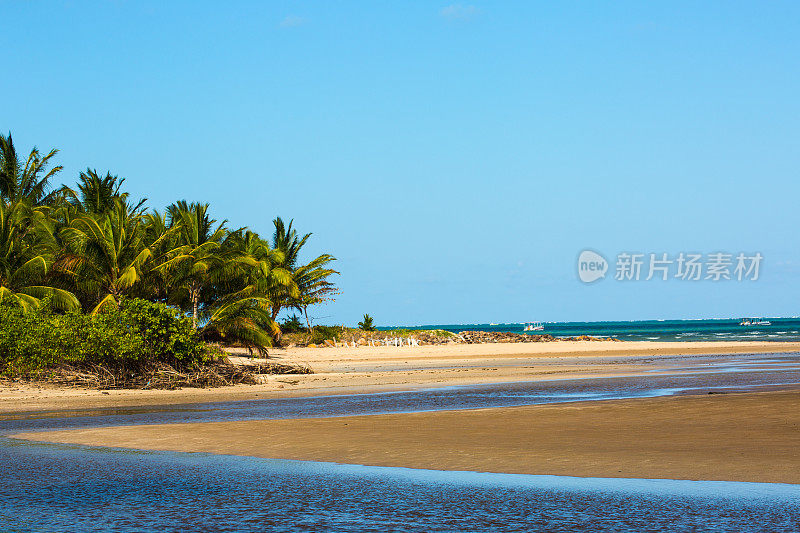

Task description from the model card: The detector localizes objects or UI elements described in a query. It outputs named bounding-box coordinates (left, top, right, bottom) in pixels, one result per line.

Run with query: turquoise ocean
left=396, top=317, right=800, bottom=342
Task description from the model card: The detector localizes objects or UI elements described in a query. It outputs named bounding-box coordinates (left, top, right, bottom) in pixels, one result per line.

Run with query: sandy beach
left=13, top=390, right=800, bottom=484
left=5, top=340, right=800, bottom=485
left=2, top=340, right=799, bottom=414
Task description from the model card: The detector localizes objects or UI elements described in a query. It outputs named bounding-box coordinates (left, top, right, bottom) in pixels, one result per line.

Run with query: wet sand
left=13, top=390, right=800, bottom=484
left=2, top=340, right=800, bottom=414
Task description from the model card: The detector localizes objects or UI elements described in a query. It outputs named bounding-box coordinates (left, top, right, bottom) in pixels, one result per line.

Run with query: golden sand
left=13, top=390, right=800, bottom=484
left=2, top=340, right=799, bottom=414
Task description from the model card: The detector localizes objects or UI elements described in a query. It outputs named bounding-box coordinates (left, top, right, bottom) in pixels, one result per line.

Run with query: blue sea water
left=2, top=354, right=800, bottom=531
left=1, top=441, right=798, bottom=533
left=395, top=317, right=800, bottom=342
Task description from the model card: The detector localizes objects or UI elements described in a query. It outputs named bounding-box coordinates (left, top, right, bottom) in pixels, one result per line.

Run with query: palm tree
left=0, top=200, right=79, bottom=311
left=202, top=294, right=274, bottom=355
left=198, top=229, right=294, bottom=351
left=57, top=199, right=156, bottom=314
left=272, top=218, right=307, bottom=271
left=64, top=169, right=145, bottom=214
left=270, top=217, right=337, bottom=337
left=358, top=314, right=375, bottom=331
left=0, top=133, right=63, bottom=206
left=135, top=210, right=174, bottom=302
left=156, top=201, right=228, bottom=327
left=292, top=254, right=338, bottom=330
left=229, top=229, right=295, bottom=305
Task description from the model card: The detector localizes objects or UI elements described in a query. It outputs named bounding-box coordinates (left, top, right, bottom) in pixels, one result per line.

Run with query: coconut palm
left=0, top=133, right=341, bottom=356
left=228, top=229, right=294, bottom=301
left=199, top=229, right=295, bottom=351
left=202, top=294, right=274, bottom=354
left=272, top=217, right=307, bottom=271
left=270, top=217, right=337, bottom=336
left=64, top=169, right=145, bottom=215
left=271, top=217, right=338, bottom=327
left=291, top=253, right=338, bottom=329
left=0, top=133, right=63, bottom=206
left=57, top=199, right=156, bottom=314
left=119, top=210, right=175, bottom=303
left=357, top=314, right=375, bottom=331
left=156, top=201, right=229, bottom=326
left=0, top=200, right=79, bottom=311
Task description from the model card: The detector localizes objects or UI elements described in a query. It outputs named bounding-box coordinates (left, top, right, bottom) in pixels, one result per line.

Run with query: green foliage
left=58, top=198, right=155, bottom=314
left=0, top=132, right=63, bottom=205
left=281, top=314, right=305, bottom=333
left=117, top=298, right=208, bottom=365
left=385, top=328, right=456, bottom=339
left=156, top=200, right=228, bottom=326
left=357, top=313, right=375, bottom=331
left=309, top=325, right=341, bottom=345
left=0, top=298, right=208, bottom=376
left=268, top=217, right=338, bottom=341
left=0, top=130, right=339, bottom=357
left=64, top=168, right=145, bottom=214
left=201, top=296, right=274, bottom=356
left=0, top=200, right=80, bottom=311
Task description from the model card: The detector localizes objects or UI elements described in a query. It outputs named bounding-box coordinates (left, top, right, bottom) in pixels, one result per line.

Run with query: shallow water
left=2, top=353, right=800, bottom=532
left=6, top=354, right=800, bottom=433
left=1, top=441, right=798, bottom=533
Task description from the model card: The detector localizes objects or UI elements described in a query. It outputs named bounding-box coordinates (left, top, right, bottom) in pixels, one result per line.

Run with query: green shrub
left=309, top=325, right=341, bottom=345
left=117, top=298, right=208, bottom=366
left=0, top=298, right=209, bottom=376
left=280, top=314, right=306, bottom=334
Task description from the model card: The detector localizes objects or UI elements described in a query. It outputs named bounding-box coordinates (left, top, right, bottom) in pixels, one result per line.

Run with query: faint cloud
left=280, top=15, right=306, bottom=28
left=440, top=4, right=478, bottom=20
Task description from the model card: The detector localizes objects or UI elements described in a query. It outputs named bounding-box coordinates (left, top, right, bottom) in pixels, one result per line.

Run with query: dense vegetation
left=0, top=298, right=208, bottom=376
left=0, top=132, right=338, bottom=375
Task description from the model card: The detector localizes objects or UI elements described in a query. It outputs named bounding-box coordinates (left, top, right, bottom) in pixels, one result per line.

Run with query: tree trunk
left=191, top=285, right=199, bottom=329
left=270, top=305, right=282, bottom=344
left=303, top=306, right=314, bottom=340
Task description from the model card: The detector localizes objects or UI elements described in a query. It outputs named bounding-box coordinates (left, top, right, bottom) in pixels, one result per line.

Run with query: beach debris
left=13, top=360, right=313, bottom=390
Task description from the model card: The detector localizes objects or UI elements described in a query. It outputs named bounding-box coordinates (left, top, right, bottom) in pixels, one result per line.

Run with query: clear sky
left=3, top=1, right=799, bottom=325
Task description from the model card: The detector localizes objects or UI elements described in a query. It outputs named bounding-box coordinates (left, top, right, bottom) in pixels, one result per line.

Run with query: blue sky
left=3, top=1, right=800, bottom=325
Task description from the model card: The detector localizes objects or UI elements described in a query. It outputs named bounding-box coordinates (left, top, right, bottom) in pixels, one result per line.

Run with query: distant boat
left=489, top=323, right=499, bottom=326
left=523, top=322, right=544, bottom=332
left=739, top=318, right=771, bottom=326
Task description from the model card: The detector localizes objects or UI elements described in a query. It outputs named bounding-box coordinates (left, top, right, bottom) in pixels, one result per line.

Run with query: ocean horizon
left=386, top=318, right=800, bottom=342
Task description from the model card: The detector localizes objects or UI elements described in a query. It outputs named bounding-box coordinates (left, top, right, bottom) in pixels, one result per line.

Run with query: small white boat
left=523, top=322, right=544, bottom=332
left=739, top=318, right=771, bottom=326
